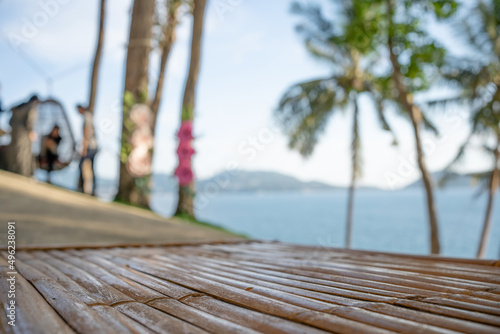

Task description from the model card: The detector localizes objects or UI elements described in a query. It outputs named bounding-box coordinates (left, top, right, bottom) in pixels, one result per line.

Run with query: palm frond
left=425, top=95, right=466, bottom=110
left=421, top=112, right=440, bottom=136
left=438, top=171, right=460, bottom=188
left=472, top=171, right=492, bottom=198
left=275, top=77, right=341, bottom=157
left=373, top=94, right=398, bottom=145
left=447, top=135, right=472, bottom=171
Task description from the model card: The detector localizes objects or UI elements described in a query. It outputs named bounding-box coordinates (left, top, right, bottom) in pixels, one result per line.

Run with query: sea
left=37, top=168, right=500, bottom=259
left=150, top=188, right=500, bottom=259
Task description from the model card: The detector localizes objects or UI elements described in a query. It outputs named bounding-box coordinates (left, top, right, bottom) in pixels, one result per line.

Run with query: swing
left=33, top=99, right=78, bottom=171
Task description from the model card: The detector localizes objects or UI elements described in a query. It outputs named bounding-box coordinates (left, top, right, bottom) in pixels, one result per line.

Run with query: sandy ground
left=0, top=171, right=243, bottom=248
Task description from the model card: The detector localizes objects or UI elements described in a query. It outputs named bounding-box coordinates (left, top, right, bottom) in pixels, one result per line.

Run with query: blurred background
left=0, top=0, right=498, bottom=258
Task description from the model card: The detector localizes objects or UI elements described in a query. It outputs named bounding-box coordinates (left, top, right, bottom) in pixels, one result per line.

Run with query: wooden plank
left=155, top=254, right=500, bottom=330
left=0, top=256, right=75, bottom=334
left=16, top=256, right=104, bottom=305
left=5, top=241, right=500, bottom=333
left=14, top=260, right=113, bottom=333
left=107, top=254, right=400, bottom=333
left=77, top=254, right=336, bottom=333
left=149, top=298, right=262, bottom=333
left=47, top=251, right=165, bottom=303
left=180, top=294, right=338, bottom=334
left=28, top=251, right=133, bottom=305
left=92, top=305, right=155, bottom=334
left=114, top=302, right=209, bottom=334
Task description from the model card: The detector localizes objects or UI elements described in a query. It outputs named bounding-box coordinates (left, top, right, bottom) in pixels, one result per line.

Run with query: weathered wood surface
left=1, top=241, right=500, bottom=333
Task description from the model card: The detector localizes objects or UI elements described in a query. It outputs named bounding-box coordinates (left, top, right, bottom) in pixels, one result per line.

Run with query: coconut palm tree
left=175, top=0, right=207, bottom=219
left=439, top=0, right=500, bottom=258
left=88, top=0, right=106, bottom=114
left=362, top=0, right=459, bottom=254
left=276, top=1, right=396, bottom=248
left=383, top=0, right=446, bottom=255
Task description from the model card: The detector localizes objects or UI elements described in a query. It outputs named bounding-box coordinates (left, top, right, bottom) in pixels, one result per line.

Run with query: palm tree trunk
left=346, top=97, right=360, bottom=249
left=477, top=134, right=500, bottom=258
left=409, top=105, right=440, bottom=254
left=88, top=0, right=106, bottom=114
left=150, top=0, right=182, bottom=127
left=116, top=0, right=155, bottom=207
left=387, top=13, right=440, bottom=254
left=175, top=0, right=207, bottom=218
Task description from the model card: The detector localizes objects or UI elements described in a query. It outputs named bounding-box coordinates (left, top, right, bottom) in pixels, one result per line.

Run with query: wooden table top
left=1, top=241, right=499, bottom=333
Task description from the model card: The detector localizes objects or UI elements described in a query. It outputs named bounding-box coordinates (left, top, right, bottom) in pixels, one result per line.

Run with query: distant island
left=405, top=171, right=482, bottom=189
left=199, top=171, right=338, bottom=192
left=43, top=169, right=484, bottom=195
left=152, top=170, right=381, bottom=193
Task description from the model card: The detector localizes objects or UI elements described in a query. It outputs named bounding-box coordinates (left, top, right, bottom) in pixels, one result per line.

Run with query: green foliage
left=276, top=0, right=465, bottom=177
left=120, top=90, right=149, bottom=164
left=441, top=0, right=500, bottom=152
left=114, top=198, right=154, bottom=211
left=277, top=77, right=339, bottom=157
left=432, top=0, right=458, bottom=19
left=120, top=91, right=137, bottom=164
left=383, top=0, right=457, bottom=94
left=181, top=106, right=193, bottom=121
left=135, top=175, right=151, bottom=194
left=276, top=0, right=397, bottom=164
left=430, top=0, right=500, bottom=194
left=123, top=90, right=135, bottom=109
left=174, top=213, right=250, bottom=238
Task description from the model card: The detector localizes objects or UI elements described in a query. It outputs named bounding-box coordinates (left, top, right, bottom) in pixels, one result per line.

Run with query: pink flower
left=130, top=104, right=153, bottom=127
left=130, top=126, right=154, bottom=149
left=175, top=162, right=194, bottom=186
left=177, top=121, right=193, bottom=141
left=127, top=146, right=152, bottom=177
left=176, top=141, right=195, bottom=161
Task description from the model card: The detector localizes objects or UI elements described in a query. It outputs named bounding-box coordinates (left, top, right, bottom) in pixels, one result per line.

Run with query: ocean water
left=150, top=188, right=500, bottom=259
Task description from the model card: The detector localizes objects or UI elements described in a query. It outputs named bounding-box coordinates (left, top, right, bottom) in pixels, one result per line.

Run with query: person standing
left=77, top=105, right=98, bottom=195
left=0, top=84, right=3, bottom=113
left=1, top=95, right=39, bottom=176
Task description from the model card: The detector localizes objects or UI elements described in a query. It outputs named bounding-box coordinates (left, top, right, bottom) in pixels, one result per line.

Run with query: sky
left=0, top=0, right=492, bottom=189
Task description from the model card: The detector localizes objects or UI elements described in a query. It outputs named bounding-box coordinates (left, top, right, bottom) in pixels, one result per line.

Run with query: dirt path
left=0, top=171, right=243, bottom=248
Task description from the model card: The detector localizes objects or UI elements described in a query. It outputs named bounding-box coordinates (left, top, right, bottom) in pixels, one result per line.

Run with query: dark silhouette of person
left=0, top=84, right=3, bottom=113
left=0, top=95, right=39, bottom=176
left=40, top=125, right=62, bottom=184
left=77, top=104, right=98, bottom=195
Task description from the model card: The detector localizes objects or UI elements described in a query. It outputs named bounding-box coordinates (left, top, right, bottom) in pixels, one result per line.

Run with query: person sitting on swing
left=39, top=125, right=62, bottom=183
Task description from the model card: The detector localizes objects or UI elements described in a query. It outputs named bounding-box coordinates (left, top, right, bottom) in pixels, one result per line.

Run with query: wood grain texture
left=1, top=241, right=499, bottom=333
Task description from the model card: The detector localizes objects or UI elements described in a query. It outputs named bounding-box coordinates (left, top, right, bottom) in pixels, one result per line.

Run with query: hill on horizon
left=201, top=170, right=338, bottom=192
left=404, top=171, right=486, bottom=189
left=153, top=170, right=339, bottom=193
left=38, top=168, right=486, bottom=194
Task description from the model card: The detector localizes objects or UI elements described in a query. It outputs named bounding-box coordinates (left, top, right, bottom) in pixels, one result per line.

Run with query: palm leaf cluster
left=276, top=0, right=399, bottom=248
left=276, top=0, right=463, bottom=254
left=441, top=0, right=500, bottom=174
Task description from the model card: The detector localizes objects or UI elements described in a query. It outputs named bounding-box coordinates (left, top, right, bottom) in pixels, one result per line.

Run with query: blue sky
left=0, top=0, right=491, bottom=188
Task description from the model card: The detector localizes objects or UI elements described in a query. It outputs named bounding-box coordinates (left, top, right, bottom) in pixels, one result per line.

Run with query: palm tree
left=363, top=0, right=459, bottom=254
left=175, top=0, right=207, bottom=219
left=151, top=0, right=184, bottom=127
left=116, top=0, right=155, bottom=207
left=88, top=0, right=106, bottom=114
left=276, top=1, right=396, bottom=248
left=383, top=0, right=445, bottom=255
left=439, top=0, right=500, bottom=258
